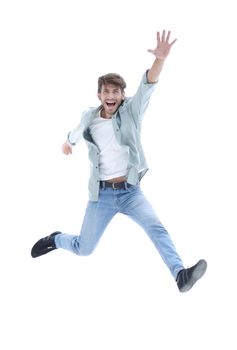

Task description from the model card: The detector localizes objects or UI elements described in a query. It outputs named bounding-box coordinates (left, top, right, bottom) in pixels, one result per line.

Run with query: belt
left=100, top=181, right=132, bottom=190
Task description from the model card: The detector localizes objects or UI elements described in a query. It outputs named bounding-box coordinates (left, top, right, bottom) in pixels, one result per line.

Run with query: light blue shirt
left=67, top=71, right=158, bottom=201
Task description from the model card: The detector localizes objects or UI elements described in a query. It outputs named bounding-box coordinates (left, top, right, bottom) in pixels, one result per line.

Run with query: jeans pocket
left=127, top=183, right=140, bottom=192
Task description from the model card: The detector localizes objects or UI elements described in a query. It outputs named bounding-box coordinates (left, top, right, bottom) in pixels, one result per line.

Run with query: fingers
left=157, top=31, right=161, bottom=44
left=67, top=146, right=72, bottom=155
left=62, top=142, right=72, bottom=155
left=166, top=30, right=171, bottom=43
left=157, top=30, right=177, bottom=45
left=64, top=149, right=72, bottom=155
left=162, top=30, right=165, bottom=42
left=147, top=49, right=155, bottom=54
left=170, top=38, right=177, bottom=46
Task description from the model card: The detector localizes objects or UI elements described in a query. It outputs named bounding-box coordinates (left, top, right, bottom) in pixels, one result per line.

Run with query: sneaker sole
left=179, top=259, right=207, bottom=293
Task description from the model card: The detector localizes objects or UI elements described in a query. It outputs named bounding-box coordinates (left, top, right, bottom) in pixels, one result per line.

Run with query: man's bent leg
left=55, top=191, right=117, bottom=255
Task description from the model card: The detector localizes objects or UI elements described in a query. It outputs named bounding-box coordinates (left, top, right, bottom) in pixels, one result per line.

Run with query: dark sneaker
left=31, top=231, right=61, bottom=258
left=176, top=259, right=207, bottom=292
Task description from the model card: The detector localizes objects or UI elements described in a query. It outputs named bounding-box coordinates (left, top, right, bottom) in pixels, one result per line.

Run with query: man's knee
left=73, top=244, right=95, bottom=256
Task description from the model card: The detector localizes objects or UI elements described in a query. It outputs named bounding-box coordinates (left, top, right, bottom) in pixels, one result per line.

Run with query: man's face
left=98, top=83, right=125, bottom=118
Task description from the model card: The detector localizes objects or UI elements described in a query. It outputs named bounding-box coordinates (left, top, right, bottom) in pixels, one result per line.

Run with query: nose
left=107, top=92, right=115, bottom=99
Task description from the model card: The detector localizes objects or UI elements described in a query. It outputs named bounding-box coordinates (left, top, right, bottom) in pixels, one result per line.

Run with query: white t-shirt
left=89, top=112, right=129, bottom=180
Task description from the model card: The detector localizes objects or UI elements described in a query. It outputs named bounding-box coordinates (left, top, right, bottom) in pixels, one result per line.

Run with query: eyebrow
left=103, top=87, right=120, bottom=92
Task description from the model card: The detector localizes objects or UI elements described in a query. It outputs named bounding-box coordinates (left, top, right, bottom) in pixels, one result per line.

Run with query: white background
left=1, top=0, right=236, bottom=349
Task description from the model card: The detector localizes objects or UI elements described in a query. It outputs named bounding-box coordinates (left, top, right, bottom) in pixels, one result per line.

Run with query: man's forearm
left=147, top=58, right=165, bottom=83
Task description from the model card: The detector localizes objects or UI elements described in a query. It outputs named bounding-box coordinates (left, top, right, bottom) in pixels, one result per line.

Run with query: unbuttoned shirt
left=67, top=71, right=158, bottom=201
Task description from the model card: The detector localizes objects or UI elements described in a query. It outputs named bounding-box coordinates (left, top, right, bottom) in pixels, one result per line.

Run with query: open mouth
left=106, top=102, right=116, bottom=107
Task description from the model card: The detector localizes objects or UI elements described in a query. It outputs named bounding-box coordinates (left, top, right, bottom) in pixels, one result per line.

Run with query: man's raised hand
left=148, top=30, right=177, bottom=60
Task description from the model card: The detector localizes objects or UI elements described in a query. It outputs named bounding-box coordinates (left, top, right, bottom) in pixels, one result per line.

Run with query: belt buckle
left=112, top=182, right=118, bottom=189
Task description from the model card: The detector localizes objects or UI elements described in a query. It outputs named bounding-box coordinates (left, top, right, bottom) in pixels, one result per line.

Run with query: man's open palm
left=148, top=30, right=177, bottom=60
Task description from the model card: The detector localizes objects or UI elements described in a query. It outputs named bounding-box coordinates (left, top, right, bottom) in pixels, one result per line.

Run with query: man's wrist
left=67, top=132, right=76, bottom=146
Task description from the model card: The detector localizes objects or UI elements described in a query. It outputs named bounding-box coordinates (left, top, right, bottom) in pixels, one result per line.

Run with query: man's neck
left=100, top=109, right=112, bottom=119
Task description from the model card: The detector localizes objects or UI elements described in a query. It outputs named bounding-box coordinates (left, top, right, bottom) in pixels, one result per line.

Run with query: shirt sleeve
left=127, top=71, right=158, bottom=123
left=67, top=110, right=88, bottom=146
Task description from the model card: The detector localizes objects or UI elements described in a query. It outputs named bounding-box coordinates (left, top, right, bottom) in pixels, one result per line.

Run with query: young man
left=31, top=30, right=207, bottom=292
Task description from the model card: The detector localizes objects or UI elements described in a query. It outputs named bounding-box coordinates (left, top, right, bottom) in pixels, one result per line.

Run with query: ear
left=97, top=92, right=101, bottom=101
left=122, top=91, right=125, bottom=100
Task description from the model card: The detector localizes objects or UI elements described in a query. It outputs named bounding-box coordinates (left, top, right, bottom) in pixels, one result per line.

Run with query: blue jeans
left=55, top=184, right=184, bottom=278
